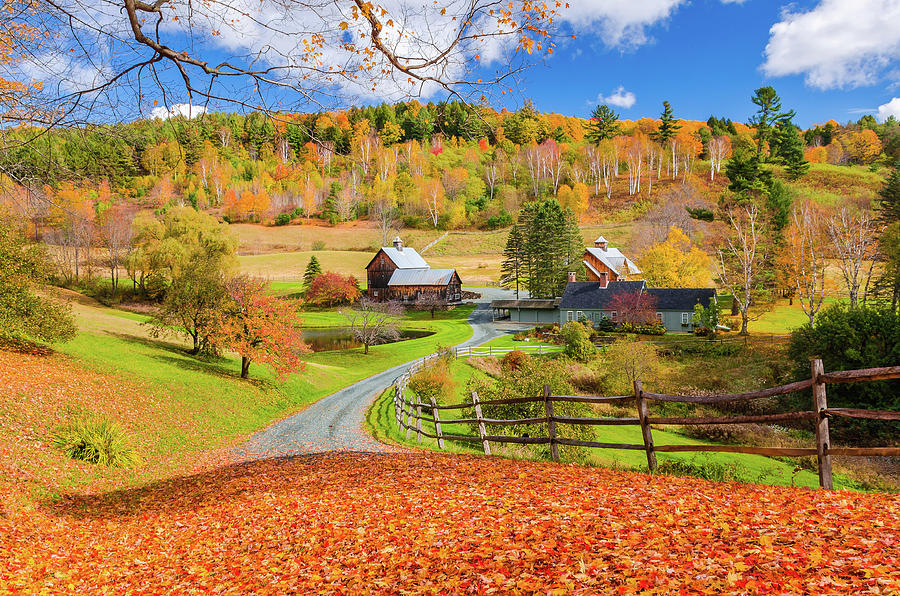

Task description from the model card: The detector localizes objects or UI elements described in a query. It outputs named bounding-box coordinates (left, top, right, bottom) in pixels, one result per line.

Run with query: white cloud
left=150, top=103, right=209, bottom=120
left=878, top=97, right=900, bottom=121
left=595, top=85, right=636, bottom=109
left=558, top=0, right=686, bottom=49
left=762, top=0, right=900, bottom=89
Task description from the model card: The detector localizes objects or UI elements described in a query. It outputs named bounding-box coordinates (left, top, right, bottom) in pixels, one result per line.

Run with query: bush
left=274, top=213, right=292, bottom=226
left=560, top=321, right=596, bottom=362
left=485, top=212, right=513, bottom=230
left=595, top=317, right=617, bottom=332
left=787, top=304, right=900, bottom=444
left=51, top=414, right=140, bottom=467
left=619, top=321, right=666, bottom=335
left=311, top=240, right=326, bottom=251
left=501, top=350, right=530, bottom=372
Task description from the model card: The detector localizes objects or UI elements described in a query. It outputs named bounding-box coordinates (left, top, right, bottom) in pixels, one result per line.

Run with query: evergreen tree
left=878, top=163, right=900, bottom=224
left=748, top=86, right=795, bottom=160
left=585, top=104, right=621, bottom=145
left=500, top=222, right=527, bottom=299
left=505, top=199, right=583, bottom=298
left=651, top=101, right=681, bottom=144
left=775, top=122, right=810, bottom=180
left=303, top=255, right=323, bottom=288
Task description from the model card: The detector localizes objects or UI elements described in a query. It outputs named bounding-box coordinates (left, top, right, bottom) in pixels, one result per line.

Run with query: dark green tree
left=517, top=199, right=583, bottom=298
left=500, top=222, right=527, bottom=299
left=775, top=123, right=810, bottom=180
left=651, top=101, right=681, bottom=144
left=303, top=255, right=323, bottom=289
left=0, top=219, right=77, bottom=344
left=878, top=162, right=900, bottom=224
left=872, top=222, right=900, bottom=313
left=585, top=104, right=621, bottom=145
left=748, top=86, right=795, bottom=160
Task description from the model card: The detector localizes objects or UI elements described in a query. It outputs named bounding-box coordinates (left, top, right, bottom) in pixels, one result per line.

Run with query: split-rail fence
left=392, top=355, right=900, bottom=489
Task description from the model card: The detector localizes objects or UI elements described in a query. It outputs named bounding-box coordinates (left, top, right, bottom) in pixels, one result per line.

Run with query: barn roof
left=558, top=281, right=646, bottom=309
left=388, top=268, right=458, bottom=286
left=645, top=288, right=717, bottom=310
left=379, top=246, right=430, bottom=269
left=584, top=246, right=641, bottom=276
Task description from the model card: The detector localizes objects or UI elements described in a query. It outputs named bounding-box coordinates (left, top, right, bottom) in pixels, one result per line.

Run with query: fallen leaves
left=1, top=452, right=897, bottom=593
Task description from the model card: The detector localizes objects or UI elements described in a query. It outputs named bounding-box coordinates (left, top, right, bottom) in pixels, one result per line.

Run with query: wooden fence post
left=812, top=358, right=834, bottom=490
left=415, top=393, right=423, bottom=442
left=543, top=384, right=559, bottom=462
left=472, top=391, right=491, bottom=456
left=394, top=385, right=401, bottom=426
left=634, top=379, right=657, bottom=473
left=429, top=395, right=445, bottom=450
left=405, top=385, right=413, bottom=440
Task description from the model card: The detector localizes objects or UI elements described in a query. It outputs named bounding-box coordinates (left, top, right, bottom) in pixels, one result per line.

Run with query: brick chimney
left=594, top=236, right=608, bottom=251
left=600, top=272, right=609, bottom=288
left=568, top=271, right=577, bottom=283
left=392, top=236, right=403, bottom=252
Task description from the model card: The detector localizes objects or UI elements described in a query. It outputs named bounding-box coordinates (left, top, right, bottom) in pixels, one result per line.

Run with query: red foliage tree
left=215, top=276, right=310, bottom=379
left=607, top=291, right=659, bottom=325
left=305, top=272, right=361, bottom=307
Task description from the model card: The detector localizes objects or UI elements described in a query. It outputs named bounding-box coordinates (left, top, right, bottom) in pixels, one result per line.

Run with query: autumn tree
left=0, top=217, right=77, bottom=343
left=826, top=207, right=878, bottom=308
left=96, top=205, right=134, bottom=293
left=638, top=226, right=712, bottom=289
left=603, top=337, right=662, bottom=393
left=607, top=291, right=658, bottom=326
left=216, top=275, right=309, bottom=379
left=304, top=272, right=361, bottom=307
left=715, top=205, right=767, bottom=335
left=781, top=201, right=828, bottom=326
left=342, top=297, right=402, bottom=354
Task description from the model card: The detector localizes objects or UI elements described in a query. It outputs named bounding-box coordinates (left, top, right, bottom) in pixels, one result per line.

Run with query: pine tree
left=748, top=86, right=795, bottom=160
left=879, top=163, right=900, bottom=224
left=651, top=101, right=681, bottom=145
left=585, top=104, right=621, bottom=145
left=501, top=222, right=527, bottom=299
left=303, top=255, right=323, bottom=288
left=778, top=123, right=810, bottom=180
left=508, top=199, right=583, bottom=298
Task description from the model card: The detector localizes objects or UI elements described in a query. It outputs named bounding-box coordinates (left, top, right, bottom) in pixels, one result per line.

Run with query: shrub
left=595, top=317, right=617, bottom=333
left=485, top=212, right=513, bottom=230
left=409, top=358, right=455, bottom=404
left=560, top=321, right=596, bottom=362
left=274, top=213, right=292, bottom=226
left=51, top=414, right=140, bottom=467
left=311, top=240, right=326, bottom=251
left=501, top=350, right=530, bottom=372
left=619, top=321, right=666, bottom=335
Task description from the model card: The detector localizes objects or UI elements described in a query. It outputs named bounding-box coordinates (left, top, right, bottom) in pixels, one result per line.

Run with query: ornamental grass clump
left=52, top=414, right=140, bottom=468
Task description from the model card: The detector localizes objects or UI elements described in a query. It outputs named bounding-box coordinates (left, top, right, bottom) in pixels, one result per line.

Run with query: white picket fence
left=453, top=344, right=563, bottom=358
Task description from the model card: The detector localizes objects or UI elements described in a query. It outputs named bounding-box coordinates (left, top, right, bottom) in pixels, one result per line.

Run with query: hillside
left=3, top=452, right=898, bottom=592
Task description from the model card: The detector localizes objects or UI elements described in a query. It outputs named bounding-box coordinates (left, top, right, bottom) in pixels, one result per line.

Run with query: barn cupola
left=594, top=236, right=608, bottom=251
left=392, top=236, right=403, bottom=252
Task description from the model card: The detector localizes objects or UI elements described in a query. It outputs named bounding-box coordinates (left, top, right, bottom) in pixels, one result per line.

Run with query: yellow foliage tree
left=638, top=226, right=712, bottom=288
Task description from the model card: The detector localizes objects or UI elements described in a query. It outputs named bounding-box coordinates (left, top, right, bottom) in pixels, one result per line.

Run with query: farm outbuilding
left=366, top=237, right=462, bottom=303
left=490, top=299, right=560, bottom=323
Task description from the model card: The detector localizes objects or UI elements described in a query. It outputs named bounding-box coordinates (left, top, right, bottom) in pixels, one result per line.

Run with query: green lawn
left=368, top=356, right=861, bottom=490
left=59, top=298, right=476, bottom=472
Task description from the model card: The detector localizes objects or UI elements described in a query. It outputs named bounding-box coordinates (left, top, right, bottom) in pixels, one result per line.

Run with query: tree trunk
left=740, top=313, right=749, bottom=336
left=364, top=342, right=370, bottom=354
left=241, top=357, right=251, bottom=379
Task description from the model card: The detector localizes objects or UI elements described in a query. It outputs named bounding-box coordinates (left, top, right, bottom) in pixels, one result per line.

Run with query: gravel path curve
left=234, top=296, right=516, bottom=459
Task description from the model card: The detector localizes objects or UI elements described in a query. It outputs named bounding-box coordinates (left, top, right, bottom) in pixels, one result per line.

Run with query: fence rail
left=391, top=356, right=900, bottom=489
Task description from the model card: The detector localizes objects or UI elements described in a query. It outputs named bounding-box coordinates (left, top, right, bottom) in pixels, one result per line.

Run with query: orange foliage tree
left=304, top=272, right=361, bottom=307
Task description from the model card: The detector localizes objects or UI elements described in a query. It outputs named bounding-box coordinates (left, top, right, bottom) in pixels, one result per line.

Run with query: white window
left=609, top=311, right=616, bottom=321
left=576, top=311, right=584, bottom=320
left=656, top=312, right=663, bottom=322
left=682, top=312, right=690, bottom=325
left=566, top=311, right=574, bottom=322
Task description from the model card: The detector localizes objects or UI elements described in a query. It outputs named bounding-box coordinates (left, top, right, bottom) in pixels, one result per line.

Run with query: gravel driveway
left=234, top=295, right=516, bottom=459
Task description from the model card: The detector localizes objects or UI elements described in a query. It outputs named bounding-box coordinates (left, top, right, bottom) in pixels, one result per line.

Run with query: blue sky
left=483, top=0, right=900, bottom=127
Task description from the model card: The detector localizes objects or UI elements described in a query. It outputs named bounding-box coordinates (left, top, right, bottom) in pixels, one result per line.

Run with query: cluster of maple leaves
left=2, top=452, right=897, bottom=593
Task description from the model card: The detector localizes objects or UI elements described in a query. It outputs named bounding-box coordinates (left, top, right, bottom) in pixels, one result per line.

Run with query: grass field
left=367, top=356, right=862, bottom=490
left=1, top=293, right=475, bottom=505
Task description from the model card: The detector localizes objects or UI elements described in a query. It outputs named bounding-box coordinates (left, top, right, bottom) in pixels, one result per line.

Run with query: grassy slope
left=368, top=356, right=862, bottom=490
left=3, top=296, right=474, bottom=503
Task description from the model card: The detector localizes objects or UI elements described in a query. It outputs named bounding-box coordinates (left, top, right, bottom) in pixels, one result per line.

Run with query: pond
left=302, top=327, right=434, bottom=352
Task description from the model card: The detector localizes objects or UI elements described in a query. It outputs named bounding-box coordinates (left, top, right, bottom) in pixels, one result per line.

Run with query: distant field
left=231, top=222, right=442, bottom=254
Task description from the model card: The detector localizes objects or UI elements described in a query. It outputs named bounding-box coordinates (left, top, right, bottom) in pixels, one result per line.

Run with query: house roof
left=490, top=299, right=560, bottom=310
left=559, top=281, right=646, bottom=309
left=378, top=246, right=430, bottom=269
left=585, top=246, right=642, bottom=276
left=388, top=268, right=458, bottom=286
left=646, top=288, right=717, bottom=310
